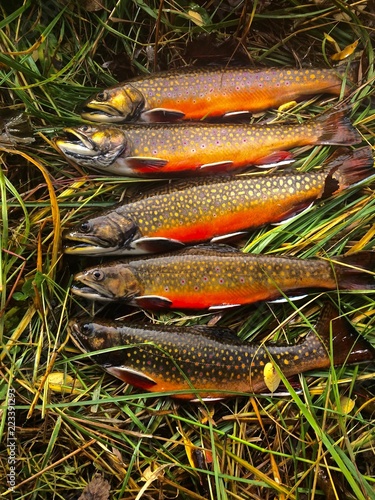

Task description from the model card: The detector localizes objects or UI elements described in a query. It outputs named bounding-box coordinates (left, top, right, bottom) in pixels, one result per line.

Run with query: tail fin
left=321, top=146, right=374, bottom=197
left=315, top=109, right=361, bottom=146
left=313, top=302, right=375, bottom=366
left=333, top=252, right=375, bottom=290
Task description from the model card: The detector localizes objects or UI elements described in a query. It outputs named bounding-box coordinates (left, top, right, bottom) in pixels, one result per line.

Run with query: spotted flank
left=69, top=302, right=375, bottom=400
left=63, top=146, right=374, bottom=256
left=80, top=66, right=353, bottom=124
left=55, top=109, right=360, bottom=177
left=71, top=244, right=375, bottom=310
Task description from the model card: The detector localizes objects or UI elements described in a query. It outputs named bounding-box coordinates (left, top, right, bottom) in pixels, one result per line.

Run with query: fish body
left=71, top=245, right=375, bottom=310
left=63, top=147, right=374, bottom=256
left=55, top=110, right=361, bottom=177
left=81, top=66, right=352, bottom=124
left=69, top=303, right=375, bottom=400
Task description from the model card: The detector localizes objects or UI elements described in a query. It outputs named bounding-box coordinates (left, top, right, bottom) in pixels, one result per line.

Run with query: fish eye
left=80, top=125, right=89, bottom=132
left=81, top=323, right=94, bottom=336
left=96, top=91, right=108, bottom=102
left=92, top=269, right=105, bottom=281
left=80, top=221, right=92, bottom=233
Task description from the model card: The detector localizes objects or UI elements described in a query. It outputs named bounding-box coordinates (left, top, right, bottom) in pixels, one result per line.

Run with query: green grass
left=1, top=1, right=375, bottom=499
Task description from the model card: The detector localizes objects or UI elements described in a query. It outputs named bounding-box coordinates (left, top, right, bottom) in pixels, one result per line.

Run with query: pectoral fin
left=141, top=108, right=186, bottom=123
left=133, top=295, right=173, bottom=309
left=105, top=366, right=157, bottom=388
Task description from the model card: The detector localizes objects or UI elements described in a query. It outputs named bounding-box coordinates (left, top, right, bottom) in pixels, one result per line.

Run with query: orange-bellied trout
left=71, top=245, right=375, bottom=311
left=63, top=147, right=374, bottom=256
left=55, top=109, right=361, bottom=177
left=69, top=303, right=375, bottom=400
left=80, top=66, right=353, bottom=124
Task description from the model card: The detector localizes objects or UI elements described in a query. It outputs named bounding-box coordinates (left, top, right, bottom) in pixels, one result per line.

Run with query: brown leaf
left=78, top=474, right=111, bottom=500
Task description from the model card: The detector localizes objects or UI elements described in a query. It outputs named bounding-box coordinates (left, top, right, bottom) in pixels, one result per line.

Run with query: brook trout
left=81, top=66, right=353, bottom=124
left=55, top=109, right=361, bottom=177
left=71, top=245, right=375, bottom=310
left=69, top=303, right=375, bottom=400
left=63, top=147, right=374, bottom=256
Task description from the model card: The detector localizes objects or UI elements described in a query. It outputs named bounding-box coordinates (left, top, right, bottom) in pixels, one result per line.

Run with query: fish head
left=81, top=84, right=145, bottom=123
left=55, top=125, right=128, bottom=169
left=63, top=213, right=139, bottom=256
left=71, top=263, right=143, bottom=302
left=69, top=318, right=121, bottom=351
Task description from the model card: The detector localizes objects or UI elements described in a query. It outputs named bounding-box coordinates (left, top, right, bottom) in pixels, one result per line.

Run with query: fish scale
left=81, top=66, right=352, bottom=123
left=69, top=303, right=375, bottom=400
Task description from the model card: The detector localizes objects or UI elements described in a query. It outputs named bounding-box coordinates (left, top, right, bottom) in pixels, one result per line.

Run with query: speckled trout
left=69, top=303, right=375, bottom=400
left=63, top=147, right=374, bottom=256
left=81, top=66, right=353, bottom=124
left=71, top=245, right=375, bottom=311
left=55, top=109, right=361, bottom=176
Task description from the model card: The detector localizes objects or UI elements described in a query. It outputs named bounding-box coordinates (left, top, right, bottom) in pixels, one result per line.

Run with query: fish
left=68, top=302, right=375, bottom=400
left=71, top=244, right=375, bottom=311
left=62, top=147, right=374, bottom=256
left=55, top=109, right=361, bottom=177
left=80, top=66, right=353, bottom=124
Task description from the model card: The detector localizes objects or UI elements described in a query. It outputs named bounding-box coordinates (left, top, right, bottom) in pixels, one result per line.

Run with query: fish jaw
left=71, top=264, right=143, bottom=302
left=55, top=126, right=128, bottom=169
left=81, top=85, right=145, bottom=123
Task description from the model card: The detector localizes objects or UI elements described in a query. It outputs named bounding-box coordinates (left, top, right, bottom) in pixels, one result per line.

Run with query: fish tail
left=332, top=252, right=375, bottom=290
left=309, top=302, right=375, bottom=366
left=314, top=108, right=361, bottom=146
left=321, top=146, right=374, bottom=197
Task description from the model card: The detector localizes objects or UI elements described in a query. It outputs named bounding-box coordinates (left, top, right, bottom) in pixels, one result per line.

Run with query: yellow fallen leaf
left=187, top=10, right=204, bottom=26
left=264, top=362, right=281, bottom=393
left=331, top=40, right=359, bottom=61
left=278, top=101, right=297, bottom=113
left=37, top=372, right=82, bottom=395
left=337, top=395, right=356, bottom=414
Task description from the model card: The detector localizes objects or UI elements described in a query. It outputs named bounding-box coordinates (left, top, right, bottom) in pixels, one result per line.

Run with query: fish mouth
left=55, top=128, right=98, bottom=157
left=64, top=241, right=116, bottom=255
left=63, top=230, right=117, bottom=254
left=81, top=104, right=125, bottom=123
left=71, top=281, right=116, bottom=302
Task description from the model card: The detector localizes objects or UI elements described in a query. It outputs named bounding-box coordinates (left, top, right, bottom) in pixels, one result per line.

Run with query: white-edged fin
left=211, top=231, right=247, bottom=243
left=125, top=156, right=168, bottom=169
left=208, top=304, right=241, bottom=311
left=255, top=159, right=295, bottom=169
left=190, top=397, right=225, bottom=402
left=268, top=294, right=308, bottom=304
left=271, top=202, right=314, bottom=226
left=259, top=390, right=303, bottom=397
left=199, top=160, right=234, bottom=170
left=141, top=108, right=186, bottom=123
left=223, top=111, right=252, bottom=118
left=132, top=236, right=185, bottom=254
left=105, top=365, right=157, bottom=387
left=133, top=295, right=173, bottom=309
